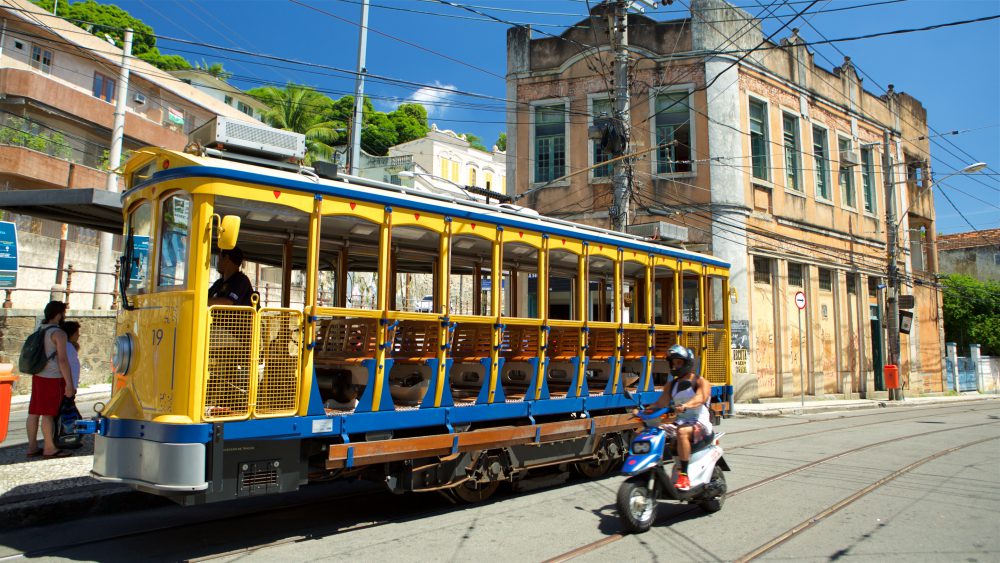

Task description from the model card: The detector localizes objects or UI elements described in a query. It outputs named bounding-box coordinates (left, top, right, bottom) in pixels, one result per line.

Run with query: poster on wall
left=0, top=221, right=18, bottom=289
left=731, top=319, right=749, bottom=349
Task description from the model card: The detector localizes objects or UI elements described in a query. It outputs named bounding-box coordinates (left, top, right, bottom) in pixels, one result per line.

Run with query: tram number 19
left=152, top=328, right=164, bottom=347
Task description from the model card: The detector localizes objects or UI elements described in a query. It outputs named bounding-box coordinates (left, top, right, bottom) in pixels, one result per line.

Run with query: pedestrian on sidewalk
left=55, top=320, right=84, bottom=450
left=25, top=301, right=75, bottom=459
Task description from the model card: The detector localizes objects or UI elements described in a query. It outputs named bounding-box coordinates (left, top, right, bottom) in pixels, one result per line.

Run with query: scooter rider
left=644, top=345, right=712, bottom=491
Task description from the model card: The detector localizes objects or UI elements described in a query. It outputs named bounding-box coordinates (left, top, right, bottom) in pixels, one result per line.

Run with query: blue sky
left=113, top=0, right=999, bottom=234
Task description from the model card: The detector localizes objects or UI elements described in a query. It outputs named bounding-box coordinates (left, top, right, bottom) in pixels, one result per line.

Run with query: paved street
left=0, top=399, right=997, bottom=562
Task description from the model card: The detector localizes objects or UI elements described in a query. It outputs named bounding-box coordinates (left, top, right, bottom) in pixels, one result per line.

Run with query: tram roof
left=128, top=149, right=729, bottom=269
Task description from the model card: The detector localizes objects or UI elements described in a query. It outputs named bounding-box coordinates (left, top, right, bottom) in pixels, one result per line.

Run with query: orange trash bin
left=884, top=364, right=899, bottom=389
left=0, top=364, right=18, bottom=444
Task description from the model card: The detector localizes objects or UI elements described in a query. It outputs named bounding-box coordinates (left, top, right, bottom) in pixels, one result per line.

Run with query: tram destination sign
left=0, top=221, right=18, bottom=289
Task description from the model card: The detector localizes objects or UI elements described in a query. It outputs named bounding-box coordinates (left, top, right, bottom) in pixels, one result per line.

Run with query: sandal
left=25, top=448, right=43, bottom=458
left=42, top=449, right=71, bottom=459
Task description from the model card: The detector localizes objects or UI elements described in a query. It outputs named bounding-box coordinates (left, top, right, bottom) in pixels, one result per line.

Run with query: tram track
left=542, top=414, right=1000, bottom=563
left=2, top=402, right=997, bottom=561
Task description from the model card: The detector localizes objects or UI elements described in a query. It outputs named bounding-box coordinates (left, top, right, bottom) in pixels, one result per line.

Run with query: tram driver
left=208, top=247, right=255, bottom=306
left=643, top=345, right=712, bottom=491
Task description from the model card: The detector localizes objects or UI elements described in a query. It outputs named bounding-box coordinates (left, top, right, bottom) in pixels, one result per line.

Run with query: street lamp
left=398, top=170, right=475, bottom=200
left=894, top=162, right=988, bottom=230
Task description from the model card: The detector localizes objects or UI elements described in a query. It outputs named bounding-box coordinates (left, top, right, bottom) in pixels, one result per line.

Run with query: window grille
left=753, top=256, right=771, bottom=284
left=818, top=268, right=832, bottom=291
left=788, top=262, right=803, bottom=287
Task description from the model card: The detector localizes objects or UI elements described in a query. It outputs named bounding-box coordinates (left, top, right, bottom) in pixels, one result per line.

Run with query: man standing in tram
left=208, top=247, right=255, bottom=306
left=644, top=345, right=712, bottom=491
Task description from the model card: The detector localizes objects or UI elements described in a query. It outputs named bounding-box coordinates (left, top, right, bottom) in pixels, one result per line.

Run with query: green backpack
left=18, top=326, right=58, bottom=375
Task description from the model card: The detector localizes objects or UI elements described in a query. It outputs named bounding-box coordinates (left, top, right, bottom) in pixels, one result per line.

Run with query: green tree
left=196, top=60, right=232, bottom=82
left=463, top=133, right=488, bottom=152
left=29, top=0, right=228, bottom=73
left=248, top=84, right=338, bottom=164
left=388, top=103, right=429, bottom=145
left=495, top=132, right=507, bottom=152
left=941, top=273, right=1000, bottom=356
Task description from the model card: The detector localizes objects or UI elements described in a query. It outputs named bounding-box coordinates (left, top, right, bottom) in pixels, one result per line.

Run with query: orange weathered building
left=505, top=0, right=944, bottom=400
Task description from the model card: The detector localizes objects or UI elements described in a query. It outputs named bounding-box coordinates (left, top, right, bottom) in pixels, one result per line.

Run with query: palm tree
left=248, top=84, right=339, bottom=164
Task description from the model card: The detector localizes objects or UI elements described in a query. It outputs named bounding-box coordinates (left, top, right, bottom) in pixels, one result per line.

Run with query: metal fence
left=945, top=356, right=980, bottom=392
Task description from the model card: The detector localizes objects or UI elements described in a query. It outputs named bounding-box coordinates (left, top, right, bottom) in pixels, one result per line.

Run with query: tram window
left=502, top=242, right=539, bottom=318
left=157, top=194, right=191, bottom=288
left=320, top=215, right=381, bottom=310
left=548, top=249, right=578, bottom=320
left=623, top=261, right=647, bottom=324
left=390, top=226, right=439, bottom=313
left=682, top=273, right=702, bottom=326
left=708, top=276, right=725, bottom=325
left=450, top=234, right=493, bottom=316
left=588, top=256, right=615, bottom=322
left=126, top=202, right=152, bottom=294
left=653, top=266, right=676, bottom=325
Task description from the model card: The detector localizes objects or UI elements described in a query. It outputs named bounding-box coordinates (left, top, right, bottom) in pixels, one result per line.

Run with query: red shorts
left=28, top=376, right=65, bottom=417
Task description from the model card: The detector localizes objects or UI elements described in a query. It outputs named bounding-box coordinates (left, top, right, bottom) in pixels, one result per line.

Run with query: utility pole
left=610, top=0, right=631, bottom=232
left=94, top=28, right=132, bottom=309
left=348, top=0, right=369, bottom=176
left=883, top=129, right=901, bottom=400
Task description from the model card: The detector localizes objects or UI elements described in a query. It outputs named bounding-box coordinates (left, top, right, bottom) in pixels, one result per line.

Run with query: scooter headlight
left=632, top=441, right=651, bottom=454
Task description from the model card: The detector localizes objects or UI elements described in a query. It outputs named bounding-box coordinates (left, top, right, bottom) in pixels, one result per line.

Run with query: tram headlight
left=632, top=441, right=651, bottom=454
left=112, top=334, right=134, bottom=376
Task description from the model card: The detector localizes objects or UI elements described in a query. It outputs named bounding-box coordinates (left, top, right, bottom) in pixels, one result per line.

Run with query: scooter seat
left=690, top=432, right=716, bottom=453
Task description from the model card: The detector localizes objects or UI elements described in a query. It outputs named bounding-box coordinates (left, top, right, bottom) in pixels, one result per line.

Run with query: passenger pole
left=610, top=0, right=631, bottom=232
left=94, top=28, right=132, bottom=309
left=348, top=0, right=370, bottom=176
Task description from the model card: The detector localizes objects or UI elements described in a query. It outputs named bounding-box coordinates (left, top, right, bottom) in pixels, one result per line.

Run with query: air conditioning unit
left=626, top=221, right=689, bottom=243
left=134, top=92, right=146, bottom=104
left=839, top=150, right=861, bottom=167
left=190, top=116, right=306, bottom=160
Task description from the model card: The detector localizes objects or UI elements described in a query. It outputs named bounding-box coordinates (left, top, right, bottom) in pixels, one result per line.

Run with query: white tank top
left=672, top=376, right=712, bottom=431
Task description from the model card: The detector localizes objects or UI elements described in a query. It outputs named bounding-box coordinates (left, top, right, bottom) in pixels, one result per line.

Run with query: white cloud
left=406, top=80, right=458, bottom=117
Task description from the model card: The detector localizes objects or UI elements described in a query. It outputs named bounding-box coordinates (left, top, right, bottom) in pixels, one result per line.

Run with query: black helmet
left=666, top=344, right=695, bottom=376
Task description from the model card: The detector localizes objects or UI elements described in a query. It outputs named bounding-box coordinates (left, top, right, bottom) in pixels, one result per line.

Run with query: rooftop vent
left=190, top=116, right=306, bottom=160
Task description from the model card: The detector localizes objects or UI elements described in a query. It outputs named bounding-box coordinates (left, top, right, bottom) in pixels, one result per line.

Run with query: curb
left=733, top=396, right=995, bottom=418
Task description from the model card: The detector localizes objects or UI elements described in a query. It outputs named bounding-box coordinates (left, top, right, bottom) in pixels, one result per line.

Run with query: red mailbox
left=0, top=364, right=18, bottom=443
left=884, top=364, right=899, bottom=390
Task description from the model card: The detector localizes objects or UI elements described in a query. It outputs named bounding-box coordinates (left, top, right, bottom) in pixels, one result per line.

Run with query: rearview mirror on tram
left=218, top=215, right=241, bottom=250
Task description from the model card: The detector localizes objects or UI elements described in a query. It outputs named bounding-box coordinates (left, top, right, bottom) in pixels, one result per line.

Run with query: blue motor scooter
left=616, top=408, right=729, bottom=533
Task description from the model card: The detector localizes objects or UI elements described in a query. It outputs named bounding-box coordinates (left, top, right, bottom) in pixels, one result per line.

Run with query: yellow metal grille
left=704, top=330, right=729, bottom=385
left=684, top=331, right=703, bottom=353
left=205, top=307, right=257, bottom=421
left=255, top=309, right=303, bottom=417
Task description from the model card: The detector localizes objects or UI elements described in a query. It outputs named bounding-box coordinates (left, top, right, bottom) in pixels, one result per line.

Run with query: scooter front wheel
left=616, top=476, right=658, bottom=533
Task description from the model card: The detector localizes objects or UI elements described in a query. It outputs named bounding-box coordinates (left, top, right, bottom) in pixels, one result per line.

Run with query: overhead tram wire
left=6, top=3, right=993, bottom=130
left=329, top=0, right=908, bottom=28
left=287, top=0, right=507, bottom=80
left=795, top=13, right=1000, bottom=190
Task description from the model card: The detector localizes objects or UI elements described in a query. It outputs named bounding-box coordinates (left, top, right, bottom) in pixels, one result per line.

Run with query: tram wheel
left=451, top=479, right=500, bottom=503
left=574, top=457, right=615, bottom=479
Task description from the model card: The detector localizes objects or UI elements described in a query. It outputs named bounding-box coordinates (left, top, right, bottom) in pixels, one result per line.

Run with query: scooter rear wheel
left=616, top=476, right=657, bottom=533
left=697, top=466, right=726, bottom=513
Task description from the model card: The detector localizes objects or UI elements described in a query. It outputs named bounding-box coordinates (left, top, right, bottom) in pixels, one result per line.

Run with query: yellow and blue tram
left=76, top=131, right=731, bottom=504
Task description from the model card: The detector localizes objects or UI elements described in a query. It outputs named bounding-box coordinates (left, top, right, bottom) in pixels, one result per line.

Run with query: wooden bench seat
left=621, top=329, right=649, bottom=360
left=450, top=324, right=493, bottom=363
left=391, top=320, right=444, bottom=363
left=314, top=318, right=378, bottom=365
left=588, top=328, right=617, bottom=359
left=547, top=327, right=580, bottom=361
left=651, top=330, right=677, bottom=359
left=501, top=325, right=540, bottom=362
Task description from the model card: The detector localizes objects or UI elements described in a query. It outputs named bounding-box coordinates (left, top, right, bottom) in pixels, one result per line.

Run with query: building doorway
left=870, top=304, right=884, bottom=391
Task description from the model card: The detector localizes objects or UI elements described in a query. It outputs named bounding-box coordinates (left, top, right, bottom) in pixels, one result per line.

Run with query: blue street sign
left=0, top=221, right=18, bottom=289
left=481, top=278, right=505, bottom=291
